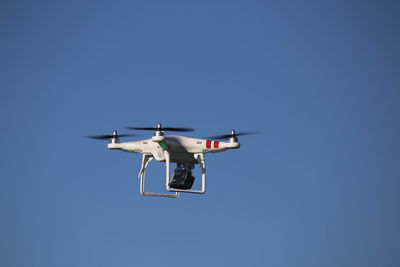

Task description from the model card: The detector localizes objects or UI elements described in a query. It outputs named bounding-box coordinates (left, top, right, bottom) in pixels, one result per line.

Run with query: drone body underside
left=108, top=136, right=239, bottom=163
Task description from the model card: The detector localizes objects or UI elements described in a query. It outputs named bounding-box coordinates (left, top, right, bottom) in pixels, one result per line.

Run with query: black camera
left=169, top=164, right=195, bottom=190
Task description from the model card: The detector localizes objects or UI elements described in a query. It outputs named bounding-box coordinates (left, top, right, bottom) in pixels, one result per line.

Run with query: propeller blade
left=161, top=127, right=194, bottom=132
left=125, top=127, right=155, bottom=131
left=86, top=135, right=114, bottom=140
left=85, top=134, right=141, bottom=140
left=205, top=131, right=259, bottom=140
left=125, top=126, right=194, bottom=132
left=117, top=134, right=142, bottom=138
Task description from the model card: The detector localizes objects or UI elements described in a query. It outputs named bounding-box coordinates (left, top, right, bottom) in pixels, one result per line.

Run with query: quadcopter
left=87, top=123, right=256, bottom=198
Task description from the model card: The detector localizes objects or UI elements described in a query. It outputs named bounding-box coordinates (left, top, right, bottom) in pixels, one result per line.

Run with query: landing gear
left=138, top=152, right=206, bottom=198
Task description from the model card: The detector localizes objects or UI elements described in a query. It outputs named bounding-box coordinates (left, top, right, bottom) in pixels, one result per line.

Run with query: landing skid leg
left=138, top=154, right=180, bottom=198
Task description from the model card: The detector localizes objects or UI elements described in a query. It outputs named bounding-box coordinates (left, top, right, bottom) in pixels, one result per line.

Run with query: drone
left=87, top=123, right=256, bottom=198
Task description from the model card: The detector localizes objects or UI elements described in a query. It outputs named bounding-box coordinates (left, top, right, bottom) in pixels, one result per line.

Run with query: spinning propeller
left=205, top=130, right=259, bottom=140
left=125, top=123, right=194, bottom=132
left=86, top=130, right=141, bottom=140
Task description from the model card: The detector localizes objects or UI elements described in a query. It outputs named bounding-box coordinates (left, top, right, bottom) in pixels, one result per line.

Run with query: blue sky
left=1, top=1, right=399, bottom=266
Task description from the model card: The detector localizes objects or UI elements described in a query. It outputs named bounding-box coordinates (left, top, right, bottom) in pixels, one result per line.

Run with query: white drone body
left=90, top=123, right=248, bottom=198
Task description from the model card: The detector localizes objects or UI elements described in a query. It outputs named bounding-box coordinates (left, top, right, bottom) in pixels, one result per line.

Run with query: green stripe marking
left=159, top=141, right=168, bottom=150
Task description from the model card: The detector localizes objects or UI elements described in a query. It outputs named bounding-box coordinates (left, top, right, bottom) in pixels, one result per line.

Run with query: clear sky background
left=1, top=1, right=399, bottom=266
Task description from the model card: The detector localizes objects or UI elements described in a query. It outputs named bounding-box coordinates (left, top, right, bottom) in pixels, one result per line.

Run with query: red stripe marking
left=213, top=141, right=219, bottom=148
left=206, top=140, right=212, bottom=148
